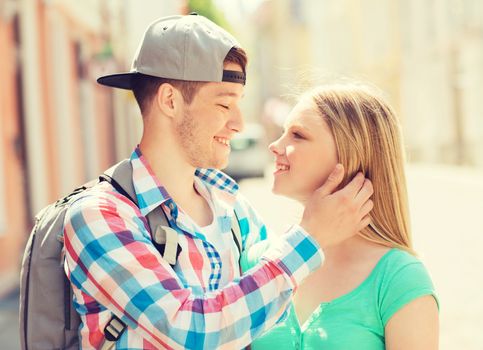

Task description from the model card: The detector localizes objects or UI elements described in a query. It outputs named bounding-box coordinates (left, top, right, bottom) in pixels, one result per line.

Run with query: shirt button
left=169, top=202, right=175, bottom=210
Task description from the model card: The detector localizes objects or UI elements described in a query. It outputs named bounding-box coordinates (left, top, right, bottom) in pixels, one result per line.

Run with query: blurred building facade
left=0, top=0, right=183, bottom=295
left=0, top=0, right=122, bottom=295
left=244, top=0, right=483, bottom=166
left=399, top=0, right=483, bottom=166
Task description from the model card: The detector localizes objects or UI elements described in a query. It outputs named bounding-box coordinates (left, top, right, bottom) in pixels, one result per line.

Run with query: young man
left=63, top=14, right=373, bottom=349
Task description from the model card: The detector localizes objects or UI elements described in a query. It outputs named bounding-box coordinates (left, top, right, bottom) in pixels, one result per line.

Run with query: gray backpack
left=19, top=160, right=242, bottom=350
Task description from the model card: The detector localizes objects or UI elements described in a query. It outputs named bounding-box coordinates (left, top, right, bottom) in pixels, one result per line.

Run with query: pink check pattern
left=63, top=147, right=323, bottom=349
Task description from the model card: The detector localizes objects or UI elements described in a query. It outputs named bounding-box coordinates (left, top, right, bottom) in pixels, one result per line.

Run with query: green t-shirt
left=243, top=247, right=437, bottom=350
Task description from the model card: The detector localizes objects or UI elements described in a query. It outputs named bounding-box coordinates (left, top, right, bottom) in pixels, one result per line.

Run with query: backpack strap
left=99, top=315, right=127, bottom=350
left=100, top=160, right=179, bottom=264
left=101, top=160, right=171, bottom=233
left=231, top=210, right=243, bottom=258
left=101, top=159, right=137, bottom=204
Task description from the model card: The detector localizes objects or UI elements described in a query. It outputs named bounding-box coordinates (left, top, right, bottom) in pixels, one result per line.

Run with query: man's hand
left=300, top=164, right=373, bottom=248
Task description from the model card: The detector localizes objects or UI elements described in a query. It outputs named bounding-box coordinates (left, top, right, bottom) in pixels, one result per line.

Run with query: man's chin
left=209, top=155, right=229, bottom=169
left=214, top=162, right=229, bottom=170
left=217, top=161, right=229, bottom=170
left=193, top=158, right=228, bottom=170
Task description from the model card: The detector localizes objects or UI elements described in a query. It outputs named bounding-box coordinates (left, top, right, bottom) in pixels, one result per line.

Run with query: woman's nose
left=269, top=138, right=284, bottom=155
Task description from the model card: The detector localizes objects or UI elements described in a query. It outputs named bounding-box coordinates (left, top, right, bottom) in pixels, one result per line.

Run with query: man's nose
left=228, top=107, right=244, bottom=133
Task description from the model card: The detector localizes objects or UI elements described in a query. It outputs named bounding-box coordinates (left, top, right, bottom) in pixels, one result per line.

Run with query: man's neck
left=138, top=142, right=214, bottom=226
left=138, top=139, right=198, bottom=206
left=138, top=113, right=215, bottom=225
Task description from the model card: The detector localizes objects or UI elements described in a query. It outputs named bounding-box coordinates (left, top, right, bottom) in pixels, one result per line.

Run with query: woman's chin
left=271, top=185, right=301, bottom=201
left=271, top=184, right=281, bottom=195
left=271, top=184, right=286, bottom=196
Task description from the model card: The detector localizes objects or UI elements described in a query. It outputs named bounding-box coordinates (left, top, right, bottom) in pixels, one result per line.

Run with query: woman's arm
left=385, top=295, right=439, bottom=350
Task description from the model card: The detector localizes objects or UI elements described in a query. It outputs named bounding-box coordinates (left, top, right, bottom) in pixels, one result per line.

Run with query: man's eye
left=218, top=104, right=229, bottom=110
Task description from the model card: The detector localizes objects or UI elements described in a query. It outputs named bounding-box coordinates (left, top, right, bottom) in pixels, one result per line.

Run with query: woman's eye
left=292, top=131, right=304, bottom=139
left=218, top=104, right=229, bottom=110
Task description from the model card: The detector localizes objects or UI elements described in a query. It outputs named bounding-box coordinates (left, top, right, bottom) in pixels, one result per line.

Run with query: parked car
left=224, top=123, right=270, bottom=181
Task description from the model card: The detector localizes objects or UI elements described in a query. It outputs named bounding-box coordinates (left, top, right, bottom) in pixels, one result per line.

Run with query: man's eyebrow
left=216, top=92, right=245, bottom=98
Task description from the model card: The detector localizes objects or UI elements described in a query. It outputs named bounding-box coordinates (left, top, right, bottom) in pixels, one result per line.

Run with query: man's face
left=175, top=62, right=245, bottom=169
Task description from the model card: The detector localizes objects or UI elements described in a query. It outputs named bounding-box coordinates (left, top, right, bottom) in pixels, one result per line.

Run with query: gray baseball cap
left=97, top=14, right=246, bottom=89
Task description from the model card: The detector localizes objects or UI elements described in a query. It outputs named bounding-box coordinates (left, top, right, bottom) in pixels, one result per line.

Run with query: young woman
left=243, top=83, right=439, bottom=349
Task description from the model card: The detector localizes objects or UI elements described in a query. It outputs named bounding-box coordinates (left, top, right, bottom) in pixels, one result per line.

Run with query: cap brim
left=97, top=72, right=138, bottom=90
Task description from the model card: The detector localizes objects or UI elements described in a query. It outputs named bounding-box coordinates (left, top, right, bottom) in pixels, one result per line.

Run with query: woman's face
left=269, top=100, right=338, bottom=202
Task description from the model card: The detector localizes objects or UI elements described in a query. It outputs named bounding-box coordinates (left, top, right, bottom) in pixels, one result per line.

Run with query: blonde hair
left=303, top=83, right=414, bottom=254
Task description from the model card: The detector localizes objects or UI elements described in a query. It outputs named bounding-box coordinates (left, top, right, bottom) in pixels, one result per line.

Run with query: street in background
left=224, top=123, right=270, bottom=181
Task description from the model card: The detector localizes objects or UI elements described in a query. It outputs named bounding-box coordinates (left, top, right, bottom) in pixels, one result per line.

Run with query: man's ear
left=154, top=83, right=183, bottom=118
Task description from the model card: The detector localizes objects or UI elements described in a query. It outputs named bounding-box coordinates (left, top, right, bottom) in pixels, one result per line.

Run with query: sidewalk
left=0, top=288, right=20, bottom=350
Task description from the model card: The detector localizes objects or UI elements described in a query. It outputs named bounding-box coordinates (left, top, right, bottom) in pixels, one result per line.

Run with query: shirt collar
left=194, top=168, right=239, bottom=196
left=130, top=147, right=171, bottom=216
left=130, top=147, right=239, bottom=216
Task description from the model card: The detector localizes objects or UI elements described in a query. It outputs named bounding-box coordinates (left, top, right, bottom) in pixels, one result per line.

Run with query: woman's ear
left=154, top=83, right=183, bottom=118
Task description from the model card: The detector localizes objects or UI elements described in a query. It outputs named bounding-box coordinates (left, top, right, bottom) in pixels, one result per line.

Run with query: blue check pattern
left=63, top=146, right=323, bottom=349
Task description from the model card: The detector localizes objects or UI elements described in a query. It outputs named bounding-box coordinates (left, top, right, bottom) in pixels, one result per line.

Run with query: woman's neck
left=323, top=234, right=366, bottom=261
left=323, top=234, right=391, bottom=268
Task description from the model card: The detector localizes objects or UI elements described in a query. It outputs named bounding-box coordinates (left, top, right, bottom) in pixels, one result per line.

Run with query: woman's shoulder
left=375, top=248, right=433, bottom=288
left=375, top=248, right=437, bottom=325
left=379, top=248, right=422, bottom=268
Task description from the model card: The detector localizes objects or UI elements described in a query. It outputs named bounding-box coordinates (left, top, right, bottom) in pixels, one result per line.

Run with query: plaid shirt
left=63, top=147, right=323, bottom=349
